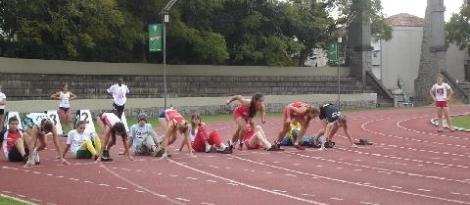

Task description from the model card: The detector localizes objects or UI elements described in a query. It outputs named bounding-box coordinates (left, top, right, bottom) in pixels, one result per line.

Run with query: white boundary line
left=231, top=155, right=470, bottom=205
left=100, top=164, right=185, bottom=205
left=0, top=194, right=38, bottom=205
left=168, top=159, right=328, bottom=205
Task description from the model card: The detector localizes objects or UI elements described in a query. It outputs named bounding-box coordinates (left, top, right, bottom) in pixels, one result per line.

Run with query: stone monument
left=348, top=0, right=373, bottom=86
left=414, top=0, right=447, bottom=103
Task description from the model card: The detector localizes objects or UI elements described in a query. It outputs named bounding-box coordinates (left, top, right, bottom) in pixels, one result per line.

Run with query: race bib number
left=75, top=110, right=96, bottom=134
left=46, top=110, right=63, bottom=135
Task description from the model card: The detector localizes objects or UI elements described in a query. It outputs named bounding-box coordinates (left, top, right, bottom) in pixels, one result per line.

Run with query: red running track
left=1, top=106, right=470, bottom=205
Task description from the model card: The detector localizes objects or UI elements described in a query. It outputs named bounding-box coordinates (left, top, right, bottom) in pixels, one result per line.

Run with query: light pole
left=162, top=12, right=169, bottom=109
left=337, top=37, right=342, bottom=106
left=159, top=0, right=178, bottom=109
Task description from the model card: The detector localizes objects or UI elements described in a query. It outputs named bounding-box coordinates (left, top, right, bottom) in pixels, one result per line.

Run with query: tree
left=334, top=0, right=392, bottom=41
left=446, top=1, right=470, bottom=55
left=0, top=0, right=144, bottom=62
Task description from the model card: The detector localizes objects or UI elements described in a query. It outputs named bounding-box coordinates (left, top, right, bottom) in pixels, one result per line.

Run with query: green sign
left=327, top=42, right=338, bottom=65
left=149, top=24, right=162, bottom=52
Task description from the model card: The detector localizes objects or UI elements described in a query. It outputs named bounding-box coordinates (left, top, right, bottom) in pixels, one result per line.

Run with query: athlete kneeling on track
left=242, top=124, right=282, bottom=151
left=63, top=121, right=101, bottom=160
left=317, top=104, right=357, bottom=150
left=184, top=113, right=232, bottom=154
left=2, top=117, right=30, bottom=163
left=128, top=113, right=162, bottom=157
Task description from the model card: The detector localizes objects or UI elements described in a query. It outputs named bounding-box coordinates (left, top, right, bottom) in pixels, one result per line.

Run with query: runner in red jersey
left=274, top=101, right=319, bottom=150
left=226, top=93, right=265, bottom=150
left=160, top=108, right=192, bottom=158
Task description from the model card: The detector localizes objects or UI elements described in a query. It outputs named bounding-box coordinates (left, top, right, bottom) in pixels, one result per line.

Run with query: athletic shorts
left=59, top=107, right=70, bottom=113
left=8, top=146, right=29, bottom=162
left=76, top=149, right=93, bottom=159
left=113, top=103, right=125, bottom=117
left=435, top=101, right=448, bottom=108
left=0, top=109, right=4, bottom=115
left=159, top=110, right=166, bottom=118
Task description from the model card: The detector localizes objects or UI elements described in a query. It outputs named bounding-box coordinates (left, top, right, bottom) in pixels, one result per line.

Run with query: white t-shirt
left=107, top=84, right=129, bottom=106
left=431, top=83, right=451, bottom=102
left=66, top=130, right=93, bottom=153
left=101, top=113, right=121, bottom=128
left=129, top=123, right=157, bottom=148
left=0, top=92, right=6, bottom=109
left=59, top=91, right=71, bottom=108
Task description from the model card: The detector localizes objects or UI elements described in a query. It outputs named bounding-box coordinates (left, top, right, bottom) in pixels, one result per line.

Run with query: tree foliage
left=446, top=1, right=470, bottom=55
left=0, top=0, right=389, bottom=65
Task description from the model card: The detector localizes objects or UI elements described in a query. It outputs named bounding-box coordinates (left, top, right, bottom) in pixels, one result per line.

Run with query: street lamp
left=337, top=37, right=342, bottom=107
left=159, top=0, right=178, bottom=109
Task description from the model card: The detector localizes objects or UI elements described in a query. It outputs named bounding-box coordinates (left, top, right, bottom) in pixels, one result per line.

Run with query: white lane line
left=360, top=201, right=380, bottom=205
left=232, top=155, right=470, bottom=205
left=168, top=159, right=328, bottom=205
left=100, top=165, right=185, bottom=205
left=330, top=197, right=343, bottom=201
left=116, top=187, right=128, bottom=190
left=175, top=197, right=191, bottom=202
left=0, top=194, right=39, bottom=205
left=417, top=189, right=432, bottom=192
left=99, top=184, right=110, bottom=187
left=206, top=179, right=217, bottom=183
left=201, top=202, right=215, bottom=205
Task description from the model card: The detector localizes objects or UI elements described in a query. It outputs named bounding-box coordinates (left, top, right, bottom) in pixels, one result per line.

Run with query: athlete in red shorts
left=187, top=113, right=232, bottom=153
left=242, top=124, right=281, bottom=151
left=274, top=101, right=320, bottom=150
left=226, top=93, right=266, bottom=149
left=160, top=108, right=193, bottom=158
left=430, top=73, right=455, bottom=132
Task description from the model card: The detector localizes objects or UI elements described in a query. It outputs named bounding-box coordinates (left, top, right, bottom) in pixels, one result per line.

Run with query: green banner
left=327, top=42, right=338, bottom=65
left=149, top=24, right=162, bottom=52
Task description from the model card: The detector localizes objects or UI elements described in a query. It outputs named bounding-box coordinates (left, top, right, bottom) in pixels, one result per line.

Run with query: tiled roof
left=385, top=13, right=425, bottom=27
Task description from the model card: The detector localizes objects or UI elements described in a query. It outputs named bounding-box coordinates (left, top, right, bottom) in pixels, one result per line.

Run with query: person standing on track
left=50, top=83, right=77, bottom=129
left=185, top=113, right=232, bottom=154
left=317, top=103, right=357, bottom=150
left=0, top=85, right=6, bottom=130
left=430, top=73, right=455, bottom=132
left=107, top=78, right=129, bottom=119
left=226, top=93, right=266, bottom=150
left=273, top=101, right=320, bottom=150
left=96, top=112, right=133, bottom=161
left=160, top=108, right=193, bottom=159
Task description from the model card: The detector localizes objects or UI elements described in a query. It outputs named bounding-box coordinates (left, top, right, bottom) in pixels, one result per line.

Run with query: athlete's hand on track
left=128, top=155, right=134, bottom=161
left=61, top=158, right=71, bottom=165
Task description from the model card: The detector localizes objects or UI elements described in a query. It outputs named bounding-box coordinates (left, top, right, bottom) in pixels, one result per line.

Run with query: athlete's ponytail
left=249, top=93, right=264, bottom=119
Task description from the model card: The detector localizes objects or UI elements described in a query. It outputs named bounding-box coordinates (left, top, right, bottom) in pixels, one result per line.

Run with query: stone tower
left=348, top=0, right=373, bottom=86
left=414, top=0, right=447, bottom=103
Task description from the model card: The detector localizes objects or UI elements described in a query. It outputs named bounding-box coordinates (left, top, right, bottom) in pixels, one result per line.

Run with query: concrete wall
left=378, top=26, right=467, bottom=96
left=6, top=94, right=378, bottom=118
left=0, top=57, right=350, bottom=77
left=447, top=44, right=468, bottom=82
left=381, top=26, right=423, bottom=96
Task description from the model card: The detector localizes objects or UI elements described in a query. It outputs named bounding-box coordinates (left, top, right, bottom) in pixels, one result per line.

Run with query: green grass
left=452, top=115, right=470, bottom=129
left=0, top=196, right=30, bottom=205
